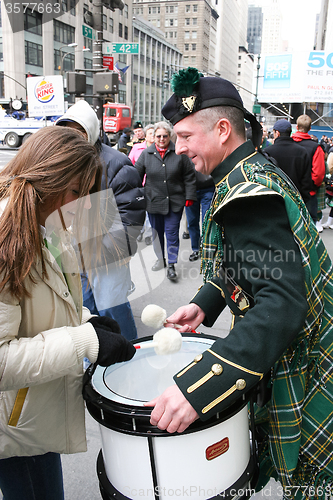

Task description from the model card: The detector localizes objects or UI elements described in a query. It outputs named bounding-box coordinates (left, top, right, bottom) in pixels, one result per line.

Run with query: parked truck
left=0, top=115, right=53, bottom=148
left=103, top=102, right=132, bottom=144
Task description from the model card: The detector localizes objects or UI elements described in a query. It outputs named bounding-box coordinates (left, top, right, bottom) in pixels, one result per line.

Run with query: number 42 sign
left=103, top=43, right=139, bottom=54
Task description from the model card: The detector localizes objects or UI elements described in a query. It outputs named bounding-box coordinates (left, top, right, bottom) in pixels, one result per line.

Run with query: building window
left=109, top=17, right=113, bottom=33
left=185, top=31, right=190, bottom=39
left=84, top=57, right=93, bottom=78
left=119, top=23, right=123, bottom=37
left=185, top=4, right=190, bottom=11
left=54, top=20, right=75, bottom=44
left=169, top=18, right=174, bottom=26
left=25, top=40, right=43, bottom=66
left=192, top=18, right=197, bottom=25
left=169, top=6, right=174, bottom=12
left=191, top=56, right=196, bottom=63
left=62, top=0, right=68, bottom=13
left=193, top=4, right=198, bottom=11
left=185, top=18, right=190, bottom=25
left=192, top=31, right=197, bottom=39
left=124, top=4, right=128, bottom=18
left=124, top=25, right=128, bottom=39
left=69, top=0, right=76, bottom=15
left=184, top=44, right=189, bottom=51
left=84, top=36, right=92, bottom=51
left=103, top=14, right=107, bottom=30
left=24, top=8, right=42, bottom=35
left=192, top=43, right=196, bottom=50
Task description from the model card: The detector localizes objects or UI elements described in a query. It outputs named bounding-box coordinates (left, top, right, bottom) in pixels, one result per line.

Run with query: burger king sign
left=35, top=79, right=55, bottom=103
left=27, top=75, right=64, bottom=117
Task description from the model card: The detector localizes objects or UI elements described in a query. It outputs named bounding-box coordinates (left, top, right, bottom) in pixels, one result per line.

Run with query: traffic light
left=163, top=69, right=170, bottom=83
left=94, top=73, right=119, bottom=94
left=67, top=72, right=86, bottom=94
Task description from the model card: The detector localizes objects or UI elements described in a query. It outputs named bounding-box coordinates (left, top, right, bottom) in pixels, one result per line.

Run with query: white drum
left=83, top=334, right=256, bottom=500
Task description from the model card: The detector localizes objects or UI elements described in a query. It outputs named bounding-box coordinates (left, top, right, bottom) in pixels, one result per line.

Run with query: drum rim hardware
left=83, top=333, right=254, bottom=437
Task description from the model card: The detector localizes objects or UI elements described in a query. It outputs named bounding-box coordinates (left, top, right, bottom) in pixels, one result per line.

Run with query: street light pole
left=59, top=43, right=78, bottom=75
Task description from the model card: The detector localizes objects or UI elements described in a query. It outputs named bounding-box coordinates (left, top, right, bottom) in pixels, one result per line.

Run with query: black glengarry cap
left=162, top=67, right=262, bottom=147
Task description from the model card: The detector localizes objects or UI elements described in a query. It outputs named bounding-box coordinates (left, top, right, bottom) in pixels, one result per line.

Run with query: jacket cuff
left=68, top=323, right=99, bottom=363
left=174, top=346, right=263, bottom=420
left=190, top=280, right=226, bottom=327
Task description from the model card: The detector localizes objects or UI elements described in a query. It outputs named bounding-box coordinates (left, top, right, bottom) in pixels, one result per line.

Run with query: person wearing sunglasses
left=135, top=121, right=196, bottom=281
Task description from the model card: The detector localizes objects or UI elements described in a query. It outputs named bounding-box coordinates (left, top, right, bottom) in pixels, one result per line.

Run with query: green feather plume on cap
left=171, top=67, right=204, bottom=96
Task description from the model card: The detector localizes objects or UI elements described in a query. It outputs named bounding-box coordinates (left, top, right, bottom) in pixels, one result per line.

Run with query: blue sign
left=263, top=54, right=292, bottom=89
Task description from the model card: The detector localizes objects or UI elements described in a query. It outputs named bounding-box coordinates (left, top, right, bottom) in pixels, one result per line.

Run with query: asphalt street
left=1, top=147, right=333, bottom=500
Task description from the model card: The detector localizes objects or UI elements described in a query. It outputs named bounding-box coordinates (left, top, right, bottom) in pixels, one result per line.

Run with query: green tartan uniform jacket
left=173, top=141, right=333, bottom=497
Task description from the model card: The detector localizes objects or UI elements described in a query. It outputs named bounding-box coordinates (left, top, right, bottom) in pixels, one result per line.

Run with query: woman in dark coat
left=135, top=121, right=196, bottom=281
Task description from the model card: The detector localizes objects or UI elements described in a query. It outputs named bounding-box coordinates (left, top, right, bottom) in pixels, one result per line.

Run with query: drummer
left=147, top=68, right=333, bottom=495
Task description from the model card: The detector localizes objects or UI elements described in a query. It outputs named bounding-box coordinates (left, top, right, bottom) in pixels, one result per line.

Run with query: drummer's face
left=174, top=113, right=225, bottom=176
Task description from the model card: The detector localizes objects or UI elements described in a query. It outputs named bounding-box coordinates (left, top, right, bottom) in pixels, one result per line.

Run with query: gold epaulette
left=213, top=182, right=281, bottom=215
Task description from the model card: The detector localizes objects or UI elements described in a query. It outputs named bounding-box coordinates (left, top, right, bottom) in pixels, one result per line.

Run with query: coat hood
left=55, top=100, right=99, bottom=145
left=292, top=131, right=311, bottom=142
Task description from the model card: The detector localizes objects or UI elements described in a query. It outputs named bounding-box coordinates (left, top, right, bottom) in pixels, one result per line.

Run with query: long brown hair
left=0, top=126, right=102, bottom=299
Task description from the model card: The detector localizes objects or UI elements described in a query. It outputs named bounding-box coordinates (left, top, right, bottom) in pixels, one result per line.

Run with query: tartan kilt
left=317, top=182, right=326, bottom=211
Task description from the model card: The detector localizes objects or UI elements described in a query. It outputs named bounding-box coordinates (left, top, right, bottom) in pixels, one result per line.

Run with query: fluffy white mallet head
left=153, top=328, right=182, bottom=355
left=141, top=304, right=167, bottom=328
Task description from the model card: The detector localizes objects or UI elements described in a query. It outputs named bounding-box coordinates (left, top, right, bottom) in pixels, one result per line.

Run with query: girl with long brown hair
left=0, top=126, right=135, bottom=500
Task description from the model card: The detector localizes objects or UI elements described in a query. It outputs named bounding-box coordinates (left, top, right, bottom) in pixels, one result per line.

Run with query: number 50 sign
left=103, top=43, right=139, bottom=54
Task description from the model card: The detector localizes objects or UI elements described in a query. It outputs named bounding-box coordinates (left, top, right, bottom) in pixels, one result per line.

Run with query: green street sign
left=252, top=104, right=261, bottom=114
left=103, top=43, right=139, bottom=54
left=82, top=25, right=93, bottom=39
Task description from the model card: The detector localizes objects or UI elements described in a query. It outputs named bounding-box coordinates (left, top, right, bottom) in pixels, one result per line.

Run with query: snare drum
left=83, top=334, right=256, bottom=500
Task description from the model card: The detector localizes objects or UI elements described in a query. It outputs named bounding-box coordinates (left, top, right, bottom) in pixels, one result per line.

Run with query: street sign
left=103, top=43, right=139, bottom=54
left=82, top=25, right=93, bottom=39
left=103, top=56, right=114, bottom=70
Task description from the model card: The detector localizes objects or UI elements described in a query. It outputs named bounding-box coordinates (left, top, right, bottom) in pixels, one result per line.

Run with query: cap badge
left=182, top=95, right=197, bottom=113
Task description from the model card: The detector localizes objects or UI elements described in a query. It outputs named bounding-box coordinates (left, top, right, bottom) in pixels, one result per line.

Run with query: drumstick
left=135, top=342, right=159, bottom=350
left=141, top=304, right=198, bottom=333
left=134, top=328, right=182, bottom=355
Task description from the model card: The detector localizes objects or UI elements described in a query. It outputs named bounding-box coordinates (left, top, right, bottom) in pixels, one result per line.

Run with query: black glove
left=89, top=315, right=121, bottom=334
left=88, top=317, right=136, bottom=366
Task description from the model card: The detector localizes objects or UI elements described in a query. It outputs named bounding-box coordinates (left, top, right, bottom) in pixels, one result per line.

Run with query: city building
left=261, top=0, right=283, bottom=54
left=247, top=5, right=262, bottom=55
left=132, top=16, right=182, bottom=124
left=236, top=46, right=255, bottom=111
left=0, top=0, right=133, bottom=105
left=132, top=0, right=219, bottom=75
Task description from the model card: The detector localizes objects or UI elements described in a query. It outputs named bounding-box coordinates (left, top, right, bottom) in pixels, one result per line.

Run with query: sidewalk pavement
left=5, top=213, right=333, bottom=500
